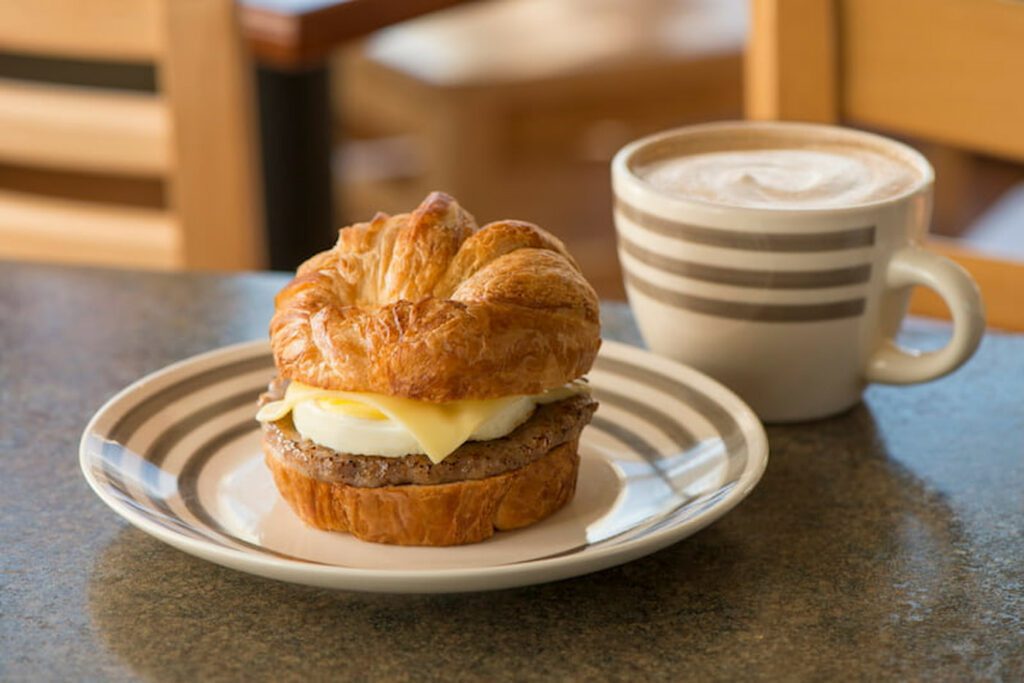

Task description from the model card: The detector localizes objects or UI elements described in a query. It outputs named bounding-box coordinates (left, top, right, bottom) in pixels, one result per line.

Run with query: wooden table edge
left=240, top=0, right=466, bottom=70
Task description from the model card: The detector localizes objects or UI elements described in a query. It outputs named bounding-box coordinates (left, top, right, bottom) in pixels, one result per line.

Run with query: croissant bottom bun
left=264, top=438, right=581, bottom=546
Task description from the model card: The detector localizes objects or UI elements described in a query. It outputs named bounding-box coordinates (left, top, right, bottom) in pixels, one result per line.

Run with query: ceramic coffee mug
left=612, top=121, right=984, bottom=422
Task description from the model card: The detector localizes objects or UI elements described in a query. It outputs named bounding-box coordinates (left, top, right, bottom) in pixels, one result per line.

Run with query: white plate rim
left=80, top=338, right=768, bottom=593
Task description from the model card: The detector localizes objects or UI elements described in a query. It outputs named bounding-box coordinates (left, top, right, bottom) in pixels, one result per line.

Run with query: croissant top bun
left=269, top=192, right=601, bottom=402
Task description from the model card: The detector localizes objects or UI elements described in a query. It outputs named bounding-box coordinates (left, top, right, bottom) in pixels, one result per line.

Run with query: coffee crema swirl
left=639, top=147, right=920, bottom=210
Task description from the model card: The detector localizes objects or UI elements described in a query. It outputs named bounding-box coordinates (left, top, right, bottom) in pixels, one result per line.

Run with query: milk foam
left=640, top=147, right=920, bottom=209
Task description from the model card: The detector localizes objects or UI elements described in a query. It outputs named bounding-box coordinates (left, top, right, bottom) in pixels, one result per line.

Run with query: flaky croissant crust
left=270, top=192, right=601, bottom=401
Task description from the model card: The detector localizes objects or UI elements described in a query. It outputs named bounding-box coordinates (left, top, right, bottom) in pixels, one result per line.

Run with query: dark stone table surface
left=2, top=262, right=1021, bottom=681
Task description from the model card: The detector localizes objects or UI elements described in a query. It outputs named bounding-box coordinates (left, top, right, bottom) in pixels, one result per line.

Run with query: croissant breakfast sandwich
left=256, top=192, right=601, bottom=546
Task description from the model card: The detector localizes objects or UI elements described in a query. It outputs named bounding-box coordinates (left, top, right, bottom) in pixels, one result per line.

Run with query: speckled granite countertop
left=2, top=262, right=1021, bottom=681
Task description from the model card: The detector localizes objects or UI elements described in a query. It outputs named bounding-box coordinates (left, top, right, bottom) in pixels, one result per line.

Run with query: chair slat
left=0, top=189, right=179, bottom=269
left=0, top=0, right=162, bottom=61
left=911, top=239, right=1024, bottom=332
left=0, top=79, right=170, bottom=176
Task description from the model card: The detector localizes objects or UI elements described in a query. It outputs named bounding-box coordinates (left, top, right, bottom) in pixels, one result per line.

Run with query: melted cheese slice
left=257, top=381, right=585, bottom=464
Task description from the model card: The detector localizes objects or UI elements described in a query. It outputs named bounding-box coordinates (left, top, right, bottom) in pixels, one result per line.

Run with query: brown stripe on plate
left=578, top=356, right=750, bottom=549
left=619, top=236, right=872, bottom=289
left=505, top=412, right=693, bottom=564
left=100, top=353, right=273, bottom=488
left=95, top=352, right=281, bottom=558
left=176, top=418, right=334, bottom=564
left=587, top=415, right=696, bottom=509
left=591, top=353, right=748, bottom=473
left=87, top=448, right=221, bottom=545
left=590, top=386, right=699, bottom=448
left=144, top=387, right=263, bottom=469
left=140, top=386, right=264, bottom=525
left=616, top=199, right=875, bottom=252
left=107, top=354, right=272, bottom=445
left=625, top=271, right=865, bottom=322
left=588, top=415, right=663, bottom=461
left=487, top=409, right=718, bottom=563
left=593, top=355, right=734, bottom=428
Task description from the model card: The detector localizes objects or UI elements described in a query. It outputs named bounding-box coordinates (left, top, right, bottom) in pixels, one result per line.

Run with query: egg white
left=292, top=394, right=538, bottom=458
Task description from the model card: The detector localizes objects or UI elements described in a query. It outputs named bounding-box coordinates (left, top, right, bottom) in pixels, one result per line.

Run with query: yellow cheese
left=258, top=382, right=533, bottom=463
left=318, top=398, right=387, bottom=421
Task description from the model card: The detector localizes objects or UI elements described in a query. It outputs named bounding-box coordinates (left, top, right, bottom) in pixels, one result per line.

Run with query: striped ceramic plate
left=80, top=339, right=767, bottom=593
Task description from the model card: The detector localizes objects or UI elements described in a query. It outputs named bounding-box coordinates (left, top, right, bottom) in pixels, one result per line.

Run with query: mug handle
left=865, top=246, right=985, bottom=384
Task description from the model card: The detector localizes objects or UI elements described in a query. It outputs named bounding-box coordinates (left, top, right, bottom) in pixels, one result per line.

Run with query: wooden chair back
left=745, top=0, right=1024, bottom=330
left=0, top=0, right=264, bottom=270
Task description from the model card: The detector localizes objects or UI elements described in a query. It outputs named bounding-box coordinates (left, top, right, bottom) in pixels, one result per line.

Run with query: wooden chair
left=0, top=0, right=264, bottom=270
left=746, top=0, right=1024, bottom=330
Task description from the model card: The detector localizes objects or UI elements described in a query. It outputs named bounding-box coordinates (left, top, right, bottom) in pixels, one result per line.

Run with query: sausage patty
left=260, top=380, right=597, bottom=488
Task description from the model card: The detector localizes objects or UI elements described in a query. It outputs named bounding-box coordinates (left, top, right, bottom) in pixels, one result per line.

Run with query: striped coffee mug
left=612, top=121, right=984, bottom=422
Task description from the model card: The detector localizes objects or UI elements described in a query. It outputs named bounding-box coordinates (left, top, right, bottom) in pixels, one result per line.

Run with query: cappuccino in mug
left=640, top=146, right=920, bottom=210
left=612, top=122, right=983, bottom=422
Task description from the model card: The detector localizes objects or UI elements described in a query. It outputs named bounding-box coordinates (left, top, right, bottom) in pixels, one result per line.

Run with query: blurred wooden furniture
left=746, top=0, right=1024, bottom=330
left=0, top=0, right=268, bottom=272
left=238, top=0, right=468, bottom=270
left=241, top=0, right=465, bottom=69
left=334, top=0, right=746, bottom=297
left=0, top=0, right=264, bottom=270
